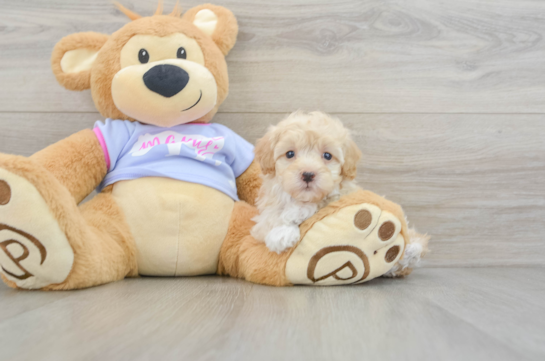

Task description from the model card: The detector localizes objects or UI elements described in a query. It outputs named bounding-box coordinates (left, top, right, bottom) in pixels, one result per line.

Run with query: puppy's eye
left=323, top=152, right=333, bottom=160
left=138, top=49, right=149, bottom=64
left=177, top=47, right=187, bottom=59
left=286, top=151, right=295, bottom=159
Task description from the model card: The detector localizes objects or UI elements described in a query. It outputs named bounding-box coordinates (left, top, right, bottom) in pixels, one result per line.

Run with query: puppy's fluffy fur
left=251, top=111, right=362, bottom=253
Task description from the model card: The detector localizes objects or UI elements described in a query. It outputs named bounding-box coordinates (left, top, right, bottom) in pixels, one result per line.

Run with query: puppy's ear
left=254, top=131, right=276, bottom=176
left=183, top=5, right=238, bottom=55
left=341, top=139, right=362, bottom=180
left=51, top=32, right=109, bottom=91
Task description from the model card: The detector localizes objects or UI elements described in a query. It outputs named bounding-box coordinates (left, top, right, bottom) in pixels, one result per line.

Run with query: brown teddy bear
left=0, top=3, right=416, bottom=290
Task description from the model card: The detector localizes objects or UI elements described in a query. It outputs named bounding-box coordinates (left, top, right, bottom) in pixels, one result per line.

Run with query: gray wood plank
left=408, top=268, right=545, bottom=357
left=0, top=268, right=543, bottom=361
left=0, top=286, right=74, bottom=323
left=1, top=112, right=544, bottom=267
left=2, top=0, right=545, bottom=113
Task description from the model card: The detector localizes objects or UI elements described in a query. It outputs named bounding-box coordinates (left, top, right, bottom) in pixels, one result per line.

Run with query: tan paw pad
left=0, top=169, right=74, bottom=289
left=286, top=203, right=404, bottom=286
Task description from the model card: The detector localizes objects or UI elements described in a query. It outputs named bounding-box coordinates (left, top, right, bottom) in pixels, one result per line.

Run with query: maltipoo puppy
left=251, top=111, right=362, bottom=253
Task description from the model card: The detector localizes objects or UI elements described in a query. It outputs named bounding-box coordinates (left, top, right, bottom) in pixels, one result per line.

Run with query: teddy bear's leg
left=0, top=155, right=137, bottom=290
left=51, top=188, right=138, bottom=290
left=217, top=201, right=291, bottom=286
left=218, top=190, right=409, bottom=286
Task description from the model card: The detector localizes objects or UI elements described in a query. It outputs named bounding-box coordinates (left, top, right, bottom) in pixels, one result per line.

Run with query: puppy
left=251, top=111, right=362, bottom=253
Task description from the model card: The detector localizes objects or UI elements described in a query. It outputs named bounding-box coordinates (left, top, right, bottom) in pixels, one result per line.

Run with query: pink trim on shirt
left=93, top=127, right=111, bottom=171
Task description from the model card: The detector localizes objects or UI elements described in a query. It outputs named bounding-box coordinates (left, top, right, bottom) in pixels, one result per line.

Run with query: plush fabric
left=31, top=129, right=107, bottom=204
left=112, top=178, right=234, bottom=276
left=285, top=202, right=405, bottom=285
left=182, top=4, right=238, bottom=56
left=218, top=201, right=292, bottom=287
left=0, top=168, right=73, bottom=289
left=91, top=14, right=231, bottom=122
left=51, top=32, right=109, bottom=91
left=0, top=155, right=136, bottom=290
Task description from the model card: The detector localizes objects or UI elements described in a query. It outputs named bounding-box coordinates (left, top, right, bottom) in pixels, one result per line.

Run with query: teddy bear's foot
left=383, top=228, right=430, bottom=278
left=0, top=155, right=137, bottom=290
left=285, top=191, right=407, bottom=286
left=0, top=166, right=74, bottom=289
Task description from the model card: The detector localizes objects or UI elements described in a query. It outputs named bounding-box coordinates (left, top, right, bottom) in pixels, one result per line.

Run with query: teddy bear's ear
left=51, top=32, right=109, bottom=91
left=183, top=5, right=238, bottom=56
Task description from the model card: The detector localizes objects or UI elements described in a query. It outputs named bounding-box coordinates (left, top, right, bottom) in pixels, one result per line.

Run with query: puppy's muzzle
left=143, top=64, right=189, bottom=98
left=302, top=172, right=315, bottom=183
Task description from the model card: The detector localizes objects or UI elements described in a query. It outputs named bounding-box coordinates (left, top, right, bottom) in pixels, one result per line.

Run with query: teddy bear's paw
left=0, top=168, right=74, bottom=289
left=285, top=203, right=404, bottom=286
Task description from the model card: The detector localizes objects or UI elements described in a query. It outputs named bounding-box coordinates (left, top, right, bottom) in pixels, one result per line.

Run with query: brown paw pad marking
left=307, top=245, right=370, bottom=283
left=0, top=180, right=11, bottom=205
left=385, top=245, right=400, bottom=263
left=354, top=209, right=372, bottom=230
left=0, top=224, right=46, bottom=280
left=379, top=221, right=395, bottom=241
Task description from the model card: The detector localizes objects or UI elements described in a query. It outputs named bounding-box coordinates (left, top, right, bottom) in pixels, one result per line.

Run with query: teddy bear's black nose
left=143, top=64, right=189, bottom=98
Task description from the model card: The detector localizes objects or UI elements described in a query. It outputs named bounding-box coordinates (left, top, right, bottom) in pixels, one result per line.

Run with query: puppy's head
left=255, top=111, right=362, bottom=203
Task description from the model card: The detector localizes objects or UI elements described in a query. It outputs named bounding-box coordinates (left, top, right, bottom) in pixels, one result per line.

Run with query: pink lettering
left=130, top=131, right=225, bottom=160
left=197, top=140, right=215, bottom=154
left=139, top=137, right=161, bottom=150
left=192, top=139, right=202, bottom=148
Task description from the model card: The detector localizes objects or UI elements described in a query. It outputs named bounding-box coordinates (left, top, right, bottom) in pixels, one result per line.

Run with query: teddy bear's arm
left=30, top=129, right=107, bottom=203
left=236, top=160, right=262, bottom=206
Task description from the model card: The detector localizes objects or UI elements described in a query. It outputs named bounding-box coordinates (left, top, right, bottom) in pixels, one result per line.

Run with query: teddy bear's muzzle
left=111, top=59, right=218, bottom=127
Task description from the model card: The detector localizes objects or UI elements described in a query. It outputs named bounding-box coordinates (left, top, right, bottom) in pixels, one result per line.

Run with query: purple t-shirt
left=93, top=119, right=254, bottom=200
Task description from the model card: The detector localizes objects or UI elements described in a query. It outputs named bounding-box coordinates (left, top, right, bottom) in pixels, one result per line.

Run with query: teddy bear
left=0, top=3, right=419, bottom=290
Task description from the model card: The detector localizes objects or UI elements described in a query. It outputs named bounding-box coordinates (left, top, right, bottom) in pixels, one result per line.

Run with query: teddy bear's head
left=51, top=3, right=238, bottom=127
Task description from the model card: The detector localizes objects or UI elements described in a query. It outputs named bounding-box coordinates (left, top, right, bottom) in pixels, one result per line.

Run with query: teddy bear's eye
left=138, top=49, right=149, bottom=64
left=177, top=47, right=187, bottom=59
left=323, top=152, right=332, bottom=161
left=286, top=151, right=295, bottom=159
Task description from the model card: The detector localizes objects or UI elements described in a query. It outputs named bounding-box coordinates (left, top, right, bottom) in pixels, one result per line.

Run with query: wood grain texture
left=1, top=0, right=545, bottom=113
left=1, top=112, right=544, bottom=267
left=0, top=268, right=544, bottom=361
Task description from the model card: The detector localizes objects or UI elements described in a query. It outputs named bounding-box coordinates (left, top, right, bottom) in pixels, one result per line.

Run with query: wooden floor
left=1, top=0, right=545, bottom=359
left=0, top=268, right=544, bottom=361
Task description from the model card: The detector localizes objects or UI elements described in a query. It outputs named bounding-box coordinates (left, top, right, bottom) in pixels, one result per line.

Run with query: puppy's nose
left=302, top=172, right=315, bottom=183
left=143, top=64, right=189, bottom=98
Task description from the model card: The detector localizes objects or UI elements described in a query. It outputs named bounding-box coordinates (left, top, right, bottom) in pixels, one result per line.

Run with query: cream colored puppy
left=251, top=111, right=362, bottom=253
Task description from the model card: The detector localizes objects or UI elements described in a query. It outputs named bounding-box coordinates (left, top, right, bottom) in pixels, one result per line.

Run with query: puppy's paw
left=265, top=225, right=301, bottom=254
